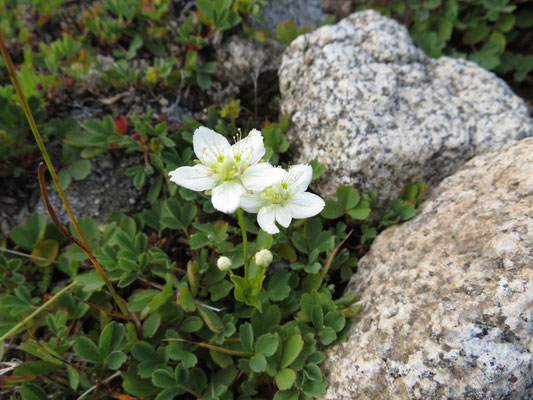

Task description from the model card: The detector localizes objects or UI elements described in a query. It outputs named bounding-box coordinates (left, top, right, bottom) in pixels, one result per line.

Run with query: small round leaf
left=276, top=368, right=296, bottom=391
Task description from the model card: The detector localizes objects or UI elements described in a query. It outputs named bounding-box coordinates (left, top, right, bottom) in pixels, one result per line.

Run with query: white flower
left=254, top=249, right=273, bottom=267
left=240, top=164, right=325, bottom=234
left=169, top=127, right=285, bottom=214
left=217, top=256, right=232, bottom=271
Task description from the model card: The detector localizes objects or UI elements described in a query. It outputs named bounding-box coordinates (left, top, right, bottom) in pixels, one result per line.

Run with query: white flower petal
left=240, top=163, right=286, bottom=191
left=211, top=180, right=246, bottom=214
left=283, top=164, right=313, bottom=193
left=169, top=165, right=219, bottom=191
left=231, top=129, right=265, bottom=165
left=193, top=127, right=231, bottom=165
left=275, top=204, right=292, bottom=228
left=240, top=192, right=265, bottom=213
left=287, top=192, right=325, bottom=219
left=257, top=205, right=279, bottom=234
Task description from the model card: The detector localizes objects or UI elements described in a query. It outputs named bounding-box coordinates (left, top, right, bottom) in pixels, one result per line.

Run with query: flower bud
left=217, top=256, right=232, bottom=272
left=254, top=249, right=273, bottom=268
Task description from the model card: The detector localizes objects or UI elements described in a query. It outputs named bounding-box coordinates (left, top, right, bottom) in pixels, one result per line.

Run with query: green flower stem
left=237, top=208, right=248, bottom=278
left=265, top=234, right=273, bottom=250
left=0, top=282, right=78, bottom=342
left=0, top=31, right=128, bottom=318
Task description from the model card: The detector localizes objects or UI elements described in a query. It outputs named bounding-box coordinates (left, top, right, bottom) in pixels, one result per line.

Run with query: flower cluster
left=169, top=127, right=325, bottom=234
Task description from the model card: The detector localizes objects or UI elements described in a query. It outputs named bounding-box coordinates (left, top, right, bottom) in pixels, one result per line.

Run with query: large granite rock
left=279, top=10, right=533, bottom=201
left=323, top=138, right=533, bottom=399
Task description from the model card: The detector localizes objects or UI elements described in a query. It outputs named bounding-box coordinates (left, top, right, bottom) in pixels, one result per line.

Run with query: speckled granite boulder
left=279, top=10, right=533, bottom=201
left=323, top=137, right=533, bottom=399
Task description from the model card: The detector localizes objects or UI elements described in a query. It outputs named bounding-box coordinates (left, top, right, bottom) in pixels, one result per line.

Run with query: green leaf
left=107, top=351, right=127, bottom=369
left=74, top=337, right=103, bottom=364
left=302, top=380, right=328, bottom=397
left=20, top=383, right=47, bottom=400
left=152, top=368, right=176, bottom=388
left=255, top=334, right=278, bottom=357
left=189, top=233, right=210, bottom=249
left=336, top=186, right=359, bottom=210
left=347, top=201, right=370, bottom=220
left=10, top=214, right=47, bottom=250
left=266, top=269, right=291, bottom=301
left=147, top=175, right=163, bottom=203
left=197, top=306, right=223, bottom=333
left=143, top=312, right=161, bottom=338
left=181, top=316, right=203, bottom=332
left=463, top=23, right=490, bottom=45
left=488, top=30, right=506, bottom=55
left=70, top=216, right=100, bottom=251
left=307, top=351, right=326, bottom=364
left=311, top=305, right=324, bottom=331
left=249, top=354, right=267, bottom=372
left=280, top=335, right=304, bottom=368
left=99, top=321, right=125, bottom=356
left=325, top=311, right=345, bottom=332
left=156, top=387, right=182, bottom=400
left=319, top=326, right=337, bottom=345
left=251, top=305, right=281, bottom=337
left=75, top=270, right=105, bottom=292
left=57, top=169, right=72, bottom=188
left=291, top=231, right=308, bottom=253
left=67, top=159, right=91, bottom=180
left=148, top=278, right=174, bottom=314
left=239, top=323, right=254, bottom=353
left=197, top=72, right=212, bottom=90
left=321, top=200, right=344, bottom=219
left=309, top=159, right=325, bottom=181
left=276, top=368, right=296, bottom=390
left=177, top=286, right=196, bottom=312
left=123, top=368, right=159, bottom=397
left=497, top=14, right=515, bottom=32
left=13, top=361, right=61, bottom=376
left=273, top=388, right=299, bottom=400
left=166, top=337, right=197, bottom=368
left=209, top=279, right=233, bottom=302
left=67, top=365, right=79, bottom=390
left=210, top=347, right=233, bottom=368
left=132, top=341, right=162, bottom=362
left=398, top=204, right=416, bottom=220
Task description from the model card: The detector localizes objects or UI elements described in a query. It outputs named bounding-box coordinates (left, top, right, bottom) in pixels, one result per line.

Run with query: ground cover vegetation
left=0, top=0, right=528, bottom=399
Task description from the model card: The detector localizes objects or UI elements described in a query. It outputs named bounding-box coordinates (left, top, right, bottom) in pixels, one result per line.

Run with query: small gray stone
left=255, top=0, right=325, bottom=31
left=33, top=152, right=147, bottom=225
left=279, top=10, right=533, bottom=201
left=214, top=0, right=326, bottom=109
left=215, top=32, right=282, bottom=89
left=323, top=137, right=533, bottom=400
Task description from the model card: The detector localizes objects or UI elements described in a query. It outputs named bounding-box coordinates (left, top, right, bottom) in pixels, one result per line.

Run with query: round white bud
left=217, top=256, right=232, bottom=272
left=254, top=249, right=273, bottom=268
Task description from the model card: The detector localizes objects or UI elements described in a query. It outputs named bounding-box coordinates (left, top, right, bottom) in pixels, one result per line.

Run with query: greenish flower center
left=266, top=183, right=285, bottom=204
left=220, top=157, right=237, bottom=180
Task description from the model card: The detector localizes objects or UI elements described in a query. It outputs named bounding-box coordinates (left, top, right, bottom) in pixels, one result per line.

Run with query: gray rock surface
left=279, top=10, right=533, bottom=201
left=324, top=137, right=533, bottom=399
left=215, top=0, right=326, bottom=109
left=256, top=0, right=325, bottom=31
left=33, top=152, right=147, bottom=225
